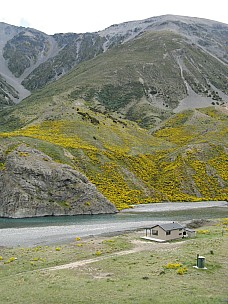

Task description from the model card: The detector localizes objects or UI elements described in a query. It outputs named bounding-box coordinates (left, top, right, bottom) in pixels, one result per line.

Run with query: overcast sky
left=1, top=0, right=227, bottom=34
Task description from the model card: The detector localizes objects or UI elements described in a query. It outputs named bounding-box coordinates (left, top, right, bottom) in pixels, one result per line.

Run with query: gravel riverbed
left=0, top=201, right=227, bottom=247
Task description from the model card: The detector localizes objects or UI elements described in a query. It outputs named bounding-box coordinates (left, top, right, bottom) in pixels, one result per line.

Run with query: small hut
left=144, top=222, right=184, bottom=242
left=183, top=228, right=196, bottom=238
left=143, top=222, right=196, bottom=242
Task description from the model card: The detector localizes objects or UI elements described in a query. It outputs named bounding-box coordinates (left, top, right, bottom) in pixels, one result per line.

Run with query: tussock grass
left=0, top=221, right=227, bottom=303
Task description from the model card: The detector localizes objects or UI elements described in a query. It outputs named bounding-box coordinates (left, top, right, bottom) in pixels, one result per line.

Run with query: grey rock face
left=0, top=145, right=117, bottom=218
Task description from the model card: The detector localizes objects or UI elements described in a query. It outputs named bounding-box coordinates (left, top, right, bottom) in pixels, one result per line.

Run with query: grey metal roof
left=185, top=228, right=196, bottom=232
left=150, top=222, right=184, bottom=231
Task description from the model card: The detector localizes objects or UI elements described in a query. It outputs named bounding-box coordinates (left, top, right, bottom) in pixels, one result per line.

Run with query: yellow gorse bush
left=165, top=262, right=182, bottom=269
left=197, top=229, right=210, bottom=234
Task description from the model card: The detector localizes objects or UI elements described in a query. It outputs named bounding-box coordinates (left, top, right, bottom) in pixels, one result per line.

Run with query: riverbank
left=0, top=201, right=227, bottom=247
left=0, top=202, right=228, bottom=247
left=122, top=200, right=228, bottom=212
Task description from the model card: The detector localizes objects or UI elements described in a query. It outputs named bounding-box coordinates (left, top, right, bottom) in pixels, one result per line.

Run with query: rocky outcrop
left=0, top=145, right=117, bottom=218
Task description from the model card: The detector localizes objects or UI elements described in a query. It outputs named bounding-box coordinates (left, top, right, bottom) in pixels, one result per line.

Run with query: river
left=0, top=201, right=227, bottom=247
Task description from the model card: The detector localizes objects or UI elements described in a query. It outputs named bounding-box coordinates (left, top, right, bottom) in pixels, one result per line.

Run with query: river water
left=0, top=201, right=227, bottom=247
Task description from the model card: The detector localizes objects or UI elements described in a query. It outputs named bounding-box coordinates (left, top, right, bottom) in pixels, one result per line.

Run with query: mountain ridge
left=0, top=15, right=227, bottom=108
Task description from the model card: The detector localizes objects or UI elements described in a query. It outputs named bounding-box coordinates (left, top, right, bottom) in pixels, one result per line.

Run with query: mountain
left=0, top=15, right=227, bottom=120
left=0, top=15, right=227, bottom=217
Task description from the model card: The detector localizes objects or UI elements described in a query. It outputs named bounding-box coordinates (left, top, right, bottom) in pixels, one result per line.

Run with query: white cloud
left=0, top=0, right=227, bottom=34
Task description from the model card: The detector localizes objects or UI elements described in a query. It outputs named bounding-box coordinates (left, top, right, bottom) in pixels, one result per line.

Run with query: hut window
left=166, top=230, right=171, bottom=235
left=152, top=230, right=158, bottom=235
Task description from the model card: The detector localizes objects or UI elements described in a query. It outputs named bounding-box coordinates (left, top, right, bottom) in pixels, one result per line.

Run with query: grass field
left=0, top=219, right=227, bottom=304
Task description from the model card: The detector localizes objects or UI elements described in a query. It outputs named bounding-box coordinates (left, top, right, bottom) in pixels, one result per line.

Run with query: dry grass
left=0, top=220, right=227, bottom=303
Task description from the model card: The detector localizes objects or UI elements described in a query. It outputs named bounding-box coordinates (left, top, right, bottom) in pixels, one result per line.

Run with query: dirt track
left=47, top=239, right=184, bottom=271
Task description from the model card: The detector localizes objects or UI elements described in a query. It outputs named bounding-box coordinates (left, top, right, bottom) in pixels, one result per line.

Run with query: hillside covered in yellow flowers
left=0, top=104, right=227, bottom=214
